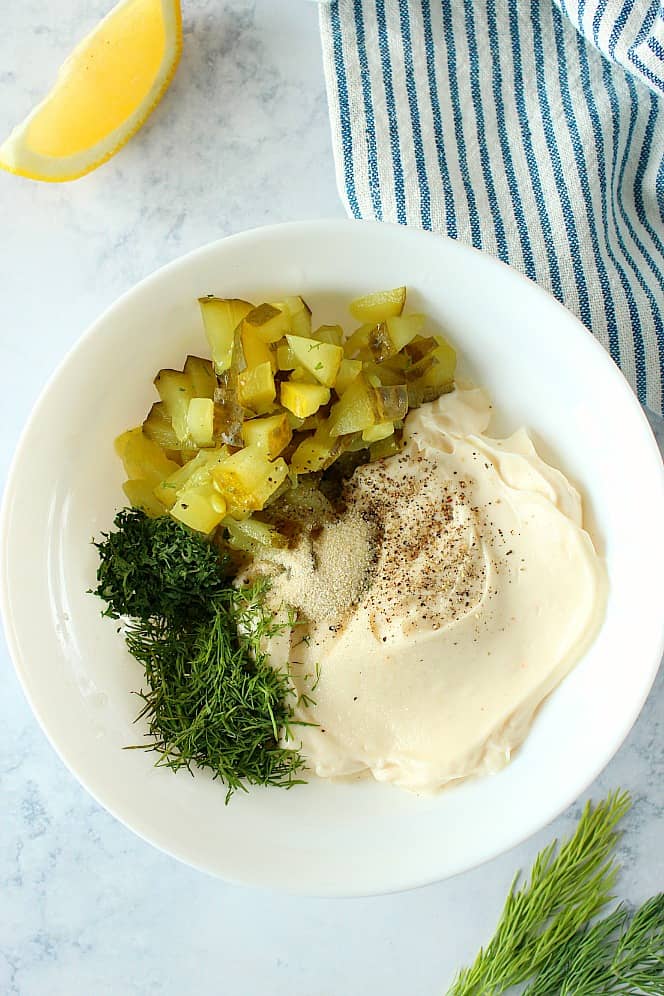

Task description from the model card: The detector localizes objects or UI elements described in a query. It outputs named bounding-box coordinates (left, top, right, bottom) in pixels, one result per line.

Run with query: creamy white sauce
left=265, top=388, right=606, bottom=793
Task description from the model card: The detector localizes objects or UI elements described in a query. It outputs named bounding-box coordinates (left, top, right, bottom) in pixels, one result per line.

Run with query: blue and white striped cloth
left=319, top=1, right=664, bottom=413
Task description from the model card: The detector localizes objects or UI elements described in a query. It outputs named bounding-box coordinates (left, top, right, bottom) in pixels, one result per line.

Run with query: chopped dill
left=93, top=509, right=306, bottom=801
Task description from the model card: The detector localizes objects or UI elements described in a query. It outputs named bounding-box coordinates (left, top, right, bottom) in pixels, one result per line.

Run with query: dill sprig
left=93, top=509, right=305, bottom=801
left=126, top=584, right=305, bottom=802
left=523, top=894, right=664, bottom=995
left=448, top=790, right=632, bottom=996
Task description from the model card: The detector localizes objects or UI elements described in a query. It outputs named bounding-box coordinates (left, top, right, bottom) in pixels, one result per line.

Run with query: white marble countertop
left=1, top=2, right=662, bottom=994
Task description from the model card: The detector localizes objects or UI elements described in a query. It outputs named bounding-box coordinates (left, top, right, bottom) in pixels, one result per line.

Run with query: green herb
left=125, top=584, right=305, bottom=802
left=448, top=791, right=631, bottom=995
left=523, top=894, right=664, bottom=995
left=93, top=508, right=230, bottom=623
left=93, top=509, right=305, bottom=801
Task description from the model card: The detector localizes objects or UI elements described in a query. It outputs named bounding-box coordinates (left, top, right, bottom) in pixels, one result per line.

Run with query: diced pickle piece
left=362, top=361, right=404, bottom=387
left=241, top=323, right=276, bottom=371
left=276, top=342, right=297, bottom=370
left=199, top=297, right=252, bottom=374
left=224, top=516, right=286, bottom=553
left=286, top=335, right=343, bottom=387
left=375, top=385, right=408, bottom=422
left=171, top=483, right=227, bottom=534
left=237, top=361, right=276, bottom=414
left=349, top=286, right=406, bottom=323
left=241, top=412, right=292, bottom=459
left=281, top=381, right=330, bottom=418
left=369, top=434, right=400, bottom=462
left=142, top=401, right=192, bottom=453
left=153, top=447, right=229, bottom=508
left=405, top=341, right=456, bottom=400
left=405, top=336, right=438, bottom=365
left=343, top=324, right=372, bottom=358
left=289, top=365, right=314, bottom=384
left=335, top=358, right=362, bottom=395
left=385, top=313, right=425, bottom=352
left=430, top=337, right=457, bottom=382
left=183, top=355, right=217, bottom=399
left=243, top=303, right=291, bottom=344
left=115, top=427, right=179, bottom=484
left=405, top=351, right=440, bottom=381
left=285, top=410, right=305, bottom=430
left=300, top=411, right=326, bottom=431
left=328, top=373, right=380, bottom=436
left=289, top=423, right=351, bottom=475
left=277, top=296, right=312, bottom=337
left=362, top=421, right=394, bottom=443
left=123, top=479, right=166, bottom=518
left=313, top=324, right=343, bottom=346
left=153, top=369, right=194, bottom=442
left=186, top=398, right=214, bottom=447
left=212, top=447, right=288, bottom=513
left=366, top=322, right=392, bottom=363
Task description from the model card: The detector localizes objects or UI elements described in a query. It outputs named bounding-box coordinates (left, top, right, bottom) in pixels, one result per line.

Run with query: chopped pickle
left=123, top=479, right=166, bottom=518
left=243, top=303, right=291, bottom=344
left=285, top=411, right=305, bottom=430
left=153, top=447, right=229, bottom=508
left=142, top=401, right=181, bottom=451
left=186, top=397, right=214, bottom=447
left=153, top=369, right=194, bottom=442
left=115, top=427, right=179, bottom=484
left=362, top=360, right=405, bottom=387
left=385, top=313, right=425, bottom=352
left=237, top=361, right=276, bottom=414
left=276, top=341, right=297, bottom=371
left=369, top=433, right=401, bottom=461
left=286, top=334, right=343, bottom=387
left=212, top=447, right=288, bottom=514
left=199, top=297, right=252, bottom=374
left=171, top=482, right=227, bottom=533
left=278, top=296, right=312, bottom=337
left=362, top=421, right=394, bottom=443
left=375, top=385, right=409, bottom=422
left=280, top=381, right=330, bottom=418
left=289, top=365, right=314, bottom=383
left=241, top=324, right=276, bottom=371
left=241, top=412, right=292, bottom=459
left=300, top=411, right=326, bottom=431
left=335, top=357, right=362, bottom=395
left=183, top=355, right=217, bottom=399
left=350, top=286, right=406, bottom=323
left=430, top=337, right=457, bottom=382
left=328, top=373, right=380, bottom=436
left=343, top=324, right=372, bottom=358
left=366, top=322, right=392, bottom=362
left=313, top=324, right=344, bottom=346
left=290, top=422, right=351, bottom=475
left=120, top=286, right=458, bottom=535
left=224, top=516, right=286, bottom=553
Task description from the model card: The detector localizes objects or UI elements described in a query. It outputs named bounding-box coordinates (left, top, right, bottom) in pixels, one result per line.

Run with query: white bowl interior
left=2, top=220, right=663, bottom=895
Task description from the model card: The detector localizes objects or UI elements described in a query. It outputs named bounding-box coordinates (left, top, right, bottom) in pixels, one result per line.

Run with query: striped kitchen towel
left=319, top=0, right=664, bottom=413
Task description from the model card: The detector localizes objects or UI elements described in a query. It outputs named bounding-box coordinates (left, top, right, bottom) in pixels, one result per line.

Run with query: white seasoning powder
left=268, top=509, right=376, bottom=623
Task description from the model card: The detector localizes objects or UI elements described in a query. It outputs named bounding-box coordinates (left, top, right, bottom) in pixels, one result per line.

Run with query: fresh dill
left=448, top=791, right=631, bottom=995
left=93, top=508, right=231, bottom=623
left=93, top=509, right=306, bottom=801
left=523, top=894, right=664, bottom=995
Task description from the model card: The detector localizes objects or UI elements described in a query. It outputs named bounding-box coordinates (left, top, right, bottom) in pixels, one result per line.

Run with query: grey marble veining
left=0, top=2, right=662, bottom=994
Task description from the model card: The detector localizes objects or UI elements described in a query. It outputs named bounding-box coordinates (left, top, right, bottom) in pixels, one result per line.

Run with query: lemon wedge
left=0, top=0, right=182, bottom=182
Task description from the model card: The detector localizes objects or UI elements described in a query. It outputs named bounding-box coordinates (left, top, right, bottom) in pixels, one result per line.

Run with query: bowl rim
left=2, top=218, right=663, bottom=896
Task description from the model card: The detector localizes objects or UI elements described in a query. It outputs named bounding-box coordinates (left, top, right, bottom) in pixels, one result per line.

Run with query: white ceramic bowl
left=2, top=220, right=663, bottom=896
